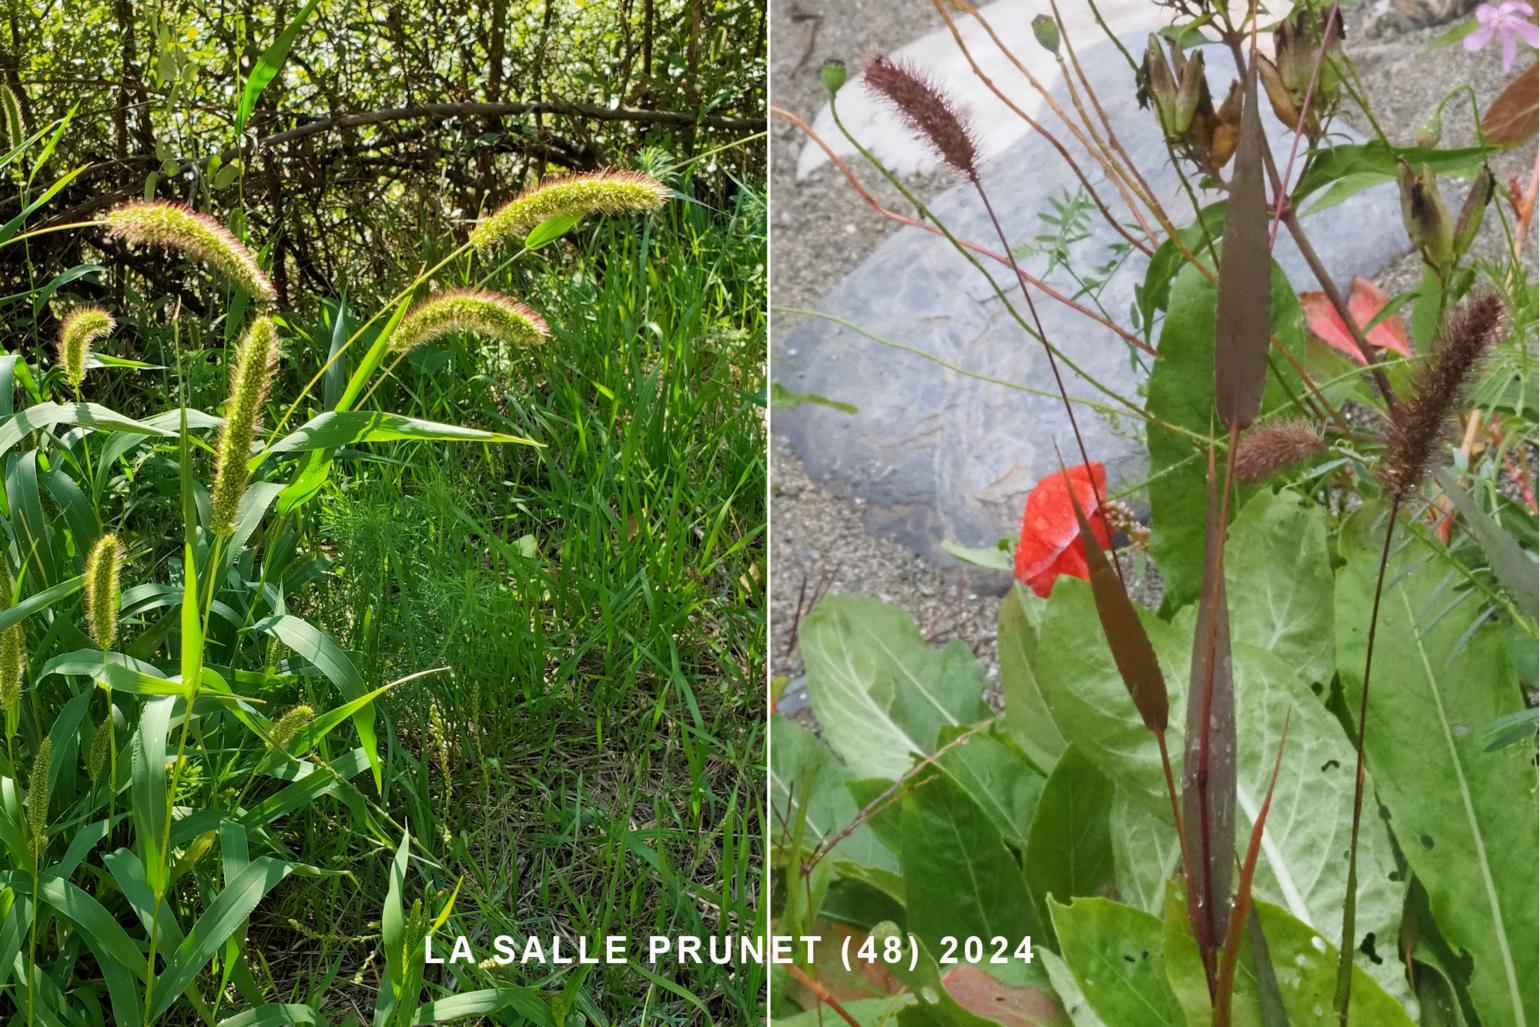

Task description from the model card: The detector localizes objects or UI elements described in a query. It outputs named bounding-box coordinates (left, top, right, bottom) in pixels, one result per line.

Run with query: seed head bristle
left=470, top=170, right=669, bottom=249
left=56, top=306, right=115, bottom=391
left=1380, top=293, right=1505, bottom=501
left=211, top=317, right=282, bottom=536
left=83, top=534, right=124, bottom=650
left=87, top=717, right=111, bottom=781
left=0, top=560, right=22, bottom=724
left=1, top=84, right=24, bottom=151
left=269, top=704, right=315, bottom=752
left=863, top=56, right=979, bottom=178
left=102, top=201, right=276, bottom=306
left=1234, top=418, right=1326, bottom=484
left=27, top=736, right=51, bottom=857
left=391, top=289, right=549, bottom=353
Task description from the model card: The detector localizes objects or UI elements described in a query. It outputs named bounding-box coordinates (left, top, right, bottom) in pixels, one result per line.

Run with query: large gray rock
left=775, top=38, right=1409, bottom=558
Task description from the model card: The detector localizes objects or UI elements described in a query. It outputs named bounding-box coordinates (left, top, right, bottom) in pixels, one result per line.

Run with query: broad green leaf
left=1222, top=490, right=1334, bottom=688
left=524, top=212, right=585, bottom=250
left=1337, top=527, right=1539, bottom=1027
left=900, top=771, right=1036, bottom=953
left=413, top=988, right=556, bottom=1025
left=1254, top=901, right=1416, bottom=1025
left=772, top=998, right=902, bottom=1026
left=261, top=409, right=539, bottom=461
left=217, top=1005, right=322, bottom=1027
left=378, top=828, right=412, bottom=1025
left=252, top=614, right=381, bottom=790
left=768, top=714, right=897, bottom=873
left=235, top=0, right=321, bottom=134
left=1050, top=898, right=1181, bottom=1027
left=1145, top=265, right=1306, bottom=610
left=1034, top=577, right=1405, bottom=999
left=0, top=575, right=82, bottom=636
left=1039, top=948, right=1107, bottom=1027
left=0, top=401, right=173, bottom=460
left=1024, top=747, right=1114, bottom=946
left=1109, top=789, right=1179, bottom=917
left=151, top=858, right=295, bottom=1018
left=800, top=595, right=990, bottom=780
left=999, top=588, right=1066, bottom=770
left=131, top=695, right=177, bottom=894
left=934, top=724, right=1044, bottom=845
left=1291, top=141, right=1491, bottom=212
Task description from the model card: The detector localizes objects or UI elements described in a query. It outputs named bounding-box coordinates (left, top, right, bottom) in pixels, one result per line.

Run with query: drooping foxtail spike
left=269, top=704, right=315, bottom=752
left=1234, top=418, right=1327, bottom=484
left=102, top=201, right=276, bottom=305
left=56, top=307, right=115, bottom=391
left=863, top=56, right=980, bottom=179
left=469, top=171, right=669, bottom=249
left=1379, top=294, right=1504, bottom=501
left=83, top=534, right=124, bottom=650
left=210, top=316, right=281, bottom=536
left=391, top=289, right=549, bottom=353
left=1, top=84, right=23, bottom=151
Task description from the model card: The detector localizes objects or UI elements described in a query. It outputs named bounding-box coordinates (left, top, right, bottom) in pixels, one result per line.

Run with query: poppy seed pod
left=1453, top=165, right=1496, bottom=260
left=821, top=59, right=848, bottom=95
left=56, top=306, right=115, bottom=391
left=392, top=289, right=549, bottom=353
left=469, top=171, right=669, bottom=249
left=1032, top=14, right=1061, bottom=54
left=103, top=201, right=276, bottom=306
left=1397, top=160, right=1456, bottom=274
left=83, top=534, right=124, bottom=650
left=210, top=317, right=281, bottom=536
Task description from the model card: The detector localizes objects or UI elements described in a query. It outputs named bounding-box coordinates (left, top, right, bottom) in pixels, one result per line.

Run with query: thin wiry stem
left=1335, top=496, right=1401, bottom=1023
left=772, top=106, right=1155, bottom=354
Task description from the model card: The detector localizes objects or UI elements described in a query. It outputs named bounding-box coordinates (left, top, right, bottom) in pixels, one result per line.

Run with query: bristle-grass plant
left=771, top=2, right=1536, bottom=1024
left=0, top=149, right=751, bottom=1022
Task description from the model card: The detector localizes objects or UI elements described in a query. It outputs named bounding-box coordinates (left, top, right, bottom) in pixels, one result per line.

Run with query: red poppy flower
left=1300, top=276, right=1411, bottom=365
left=1014, top=461, right=1111, bottom=598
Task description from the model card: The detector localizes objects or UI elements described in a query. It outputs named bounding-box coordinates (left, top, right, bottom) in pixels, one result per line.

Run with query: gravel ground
left=769, top=0, right=1538, bottom=692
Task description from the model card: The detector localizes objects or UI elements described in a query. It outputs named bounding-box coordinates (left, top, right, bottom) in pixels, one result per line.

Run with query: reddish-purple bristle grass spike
left=1380, top=293, right=1504, bottom=501
left=862, top=56, right=980, bottom=179
left=1234, top=418, right=1326, bottom=484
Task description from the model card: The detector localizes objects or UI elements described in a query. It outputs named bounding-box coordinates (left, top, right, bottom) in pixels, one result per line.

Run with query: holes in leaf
left=1452, top=723, right=1469, bottom=736
left=1321, top=759, right=1340, bottom=772
left=1359, top=932, right=1384, bottom=965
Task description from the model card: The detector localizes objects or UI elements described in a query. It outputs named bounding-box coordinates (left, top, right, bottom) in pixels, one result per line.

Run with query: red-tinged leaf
left=1481, top=61, right=1538, bottom=146
left=1215, top=715, right=1291, bottom=1015
left=1301, top=277, right=1411, bottom=364
left=1181, top=446, right=1238, bottom=989
left=943, top=965, right=1072, bottom=1026
left=1064, top=470, right=1169, bottom=735
left=784, top=924, right=902, bottom=1009
left=1215, top=58, right=1272, bottom=430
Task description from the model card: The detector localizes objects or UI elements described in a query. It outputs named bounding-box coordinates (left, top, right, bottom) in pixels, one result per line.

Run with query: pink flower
left=1300, top=276, right=1411, bottom=365
left=1464, top=1, right=1539, bottom=73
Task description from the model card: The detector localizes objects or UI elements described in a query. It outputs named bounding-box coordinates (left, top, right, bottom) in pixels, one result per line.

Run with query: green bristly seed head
left=56, top=306, right=115, bottom=390
left=87, top=717, right=111, bottom=781
left=469, top=171, right=669, bottom=249
left=392, top=289, right=549, bottom=353
left=269, top=704, right=315, bottom=751
left=83, top=534, right=124, bottom=650
left=27, top=737, right=51, bottom=855
left=210, top=317, right=281, bottom=536
left=102, top=201, right=277, bottom=306
left=0, top=560, right=20, bottom=725
left=1, top=84, right=23, bottom=151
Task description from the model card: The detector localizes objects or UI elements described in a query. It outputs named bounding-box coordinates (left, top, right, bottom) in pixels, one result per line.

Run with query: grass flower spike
left=56, top=306, right=114, bottom=390
left=1234, top=419, right=1326, bottom=484
left=103, top=201, right=276, bottom=305
left=27, top=736, right=50, bottom=858
left=392, top=289, right=549, bottom=353
left=0, top=561, right=23, bottom=734
left=1, top=84, right=23, bottom=150
left=211, top=317, right=281, bottom=535
left=470, top=171, right=669, bottom=248
left=83, top=534, right=124, bottom=650
left=269, top=704, right=315, bottom=752
left=863, top=56, right=979, bottom=178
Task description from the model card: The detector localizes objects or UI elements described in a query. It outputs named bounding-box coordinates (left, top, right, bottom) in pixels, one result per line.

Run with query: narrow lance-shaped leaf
left=1216, top=716, right=1291, bottom=1020
left=1181, top=443, right=1237, bottom=988
left=1214, top=56, right=1272, bottom=430
left=1064, top=469, right=1168, bottom=735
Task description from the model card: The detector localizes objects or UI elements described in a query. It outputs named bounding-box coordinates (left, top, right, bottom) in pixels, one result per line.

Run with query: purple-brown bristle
left=1379, top=293, right=1504, bottom=501
left=1234, top=419, right=1326, bottom=484
left=863, top=57, right=979, bottom=178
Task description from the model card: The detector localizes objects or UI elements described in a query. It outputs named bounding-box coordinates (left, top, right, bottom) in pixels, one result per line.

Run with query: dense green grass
left=273, top=180, right=768, bottom=1022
